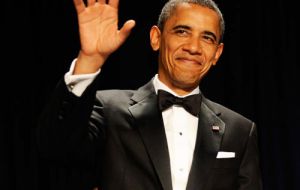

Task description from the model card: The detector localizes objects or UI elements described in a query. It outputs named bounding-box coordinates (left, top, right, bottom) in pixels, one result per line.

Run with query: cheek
left=161, top=44, right=177, bottom=69
left=163, top=37, right=182, bottom=55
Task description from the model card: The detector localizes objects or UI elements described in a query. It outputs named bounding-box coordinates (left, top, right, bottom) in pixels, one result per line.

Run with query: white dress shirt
left=152, top=75, right=199, bottom=190
left=65, top=59, right=199, bottom=190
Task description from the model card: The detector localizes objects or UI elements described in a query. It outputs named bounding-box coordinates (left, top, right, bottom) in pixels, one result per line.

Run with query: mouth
left=175, top=57, right=202, bottom=66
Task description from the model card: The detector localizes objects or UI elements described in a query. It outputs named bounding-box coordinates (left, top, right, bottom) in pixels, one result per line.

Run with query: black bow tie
left=157, top=90, right=201, bottom=116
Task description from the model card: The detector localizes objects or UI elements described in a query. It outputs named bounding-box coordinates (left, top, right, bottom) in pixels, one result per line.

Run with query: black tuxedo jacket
left=37, top=78, right=262, bottom=190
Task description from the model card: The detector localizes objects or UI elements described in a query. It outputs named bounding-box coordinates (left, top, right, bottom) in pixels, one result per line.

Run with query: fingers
left=108, top=0, right=119, bottom=9
left=87, top=0, right=96, bottom=6
left=73, top=0, right=119, bottom=13
left=119, top=20, right=136, bottom=42
left=73, top=0, right=86, bottom=14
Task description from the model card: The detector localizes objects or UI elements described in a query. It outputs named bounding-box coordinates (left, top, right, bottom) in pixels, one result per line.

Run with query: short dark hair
left=157, top=0, right=225, bottom=43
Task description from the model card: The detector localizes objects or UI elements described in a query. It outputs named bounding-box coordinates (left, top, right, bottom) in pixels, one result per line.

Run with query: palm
left=74, top=0, right=134, bottom=58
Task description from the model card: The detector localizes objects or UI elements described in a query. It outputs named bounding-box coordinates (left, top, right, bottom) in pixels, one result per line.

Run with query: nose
left=182, top=37, right=202, bottom=55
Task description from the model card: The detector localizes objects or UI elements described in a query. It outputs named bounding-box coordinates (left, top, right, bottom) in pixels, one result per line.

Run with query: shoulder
left=95, top=79, right=155, bottom=106
left=202, top=96, right=254, bottom=131
left=95, top=89, right=136, bottom=105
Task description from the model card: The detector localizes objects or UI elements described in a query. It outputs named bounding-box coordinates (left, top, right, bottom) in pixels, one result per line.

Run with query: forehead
left=164, top=3, right=221, bottom=36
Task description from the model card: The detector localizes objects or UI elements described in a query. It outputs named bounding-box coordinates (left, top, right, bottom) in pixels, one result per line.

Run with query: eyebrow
left=172, top=25, right=218, bottom=42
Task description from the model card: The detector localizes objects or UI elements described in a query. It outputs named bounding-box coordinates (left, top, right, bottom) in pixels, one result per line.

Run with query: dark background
left=2, top=0, right=300, bottom=189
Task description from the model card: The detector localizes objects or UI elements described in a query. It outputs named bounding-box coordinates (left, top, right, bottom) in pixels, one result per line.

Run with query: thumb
left=118, top=20, right=136, bottom=43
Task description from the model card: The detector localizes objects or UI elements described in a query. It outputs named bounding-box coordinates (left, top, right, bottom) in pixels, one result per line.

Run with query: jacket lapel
left=128, top=80, right=173, bottom=190
left=186, top=97, right=225, bottom=190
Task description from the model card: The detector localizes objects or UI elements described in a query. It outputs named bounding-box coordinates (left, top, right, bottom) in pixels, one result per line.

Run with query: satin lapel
left=128, top=82, right=173, bottom=190
left=186, top=100, right=225, bottom=190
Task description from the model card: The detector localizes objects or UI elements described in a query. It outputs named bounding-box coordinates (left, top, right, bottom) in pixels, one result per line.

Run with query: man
left=37, top=0, right=263, bottom=189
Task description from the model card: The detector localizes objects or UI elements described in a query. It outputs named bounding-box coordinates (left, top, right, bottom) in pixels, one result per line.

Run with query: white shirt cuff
left=64, top=59, right=101, bottom=97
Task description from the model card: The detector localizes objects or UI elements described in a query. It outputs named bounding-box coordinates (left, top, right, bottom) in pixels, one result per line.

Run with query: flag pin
left=212, top=125, right=220, bottom=131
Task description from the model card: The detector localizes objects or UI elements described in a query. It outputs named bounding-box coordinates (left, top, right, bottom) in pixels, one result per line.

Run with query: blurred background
left=2, top=0, right=300, bottom=189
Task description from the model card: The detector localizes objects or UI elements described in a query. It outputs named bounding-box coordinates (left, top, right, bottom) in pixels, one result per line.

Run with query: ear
left=212, top=43, right=224, bottom=66
left=150, top=25, right=161, bottom=51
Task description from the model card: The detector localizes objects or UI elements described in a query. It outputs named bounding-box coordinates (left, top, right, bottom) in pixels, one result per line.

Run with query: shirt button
left=179, top=132, right=183, bottom=136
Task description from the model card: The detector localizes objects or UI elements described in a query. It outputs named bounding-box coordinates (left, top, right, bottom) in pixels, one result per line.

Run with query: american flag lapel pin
left=212, top=125, right=220, bottom=132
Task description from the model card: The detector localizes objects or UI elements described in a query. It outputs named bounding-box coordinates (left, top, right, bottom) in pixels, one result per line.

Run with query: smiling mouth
left=176, top=57, right=202, bottom=65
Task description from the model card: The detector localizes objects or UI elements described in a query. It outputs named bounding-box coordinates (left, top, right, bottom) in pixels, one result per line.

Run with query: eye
left=174, top=29, right=189, bottom=36
left=201, top=34, right=216, bottom=44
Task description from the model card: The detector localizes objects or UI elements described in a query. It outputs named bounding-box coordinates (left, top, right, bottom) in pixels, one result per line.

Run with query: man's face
left=150, top=3, right=224, bottom=95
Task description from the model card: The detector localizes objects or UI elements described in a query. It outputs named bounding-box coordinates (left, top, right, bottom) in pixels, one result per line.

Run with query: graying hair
left=157, top=0, right=225, bottom=43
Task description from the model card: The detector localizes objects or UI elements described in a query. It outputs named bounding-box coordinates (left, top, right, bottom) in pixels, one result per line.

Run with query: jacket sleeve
left=238, top=123, right=263, bottom=190
left=36, top=78, right=106, bottom=168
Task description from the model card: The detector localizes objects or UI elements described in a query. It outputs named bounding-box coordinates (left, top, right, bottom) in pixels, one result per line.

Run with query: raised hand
left=73, top=0, right=135, bottom=74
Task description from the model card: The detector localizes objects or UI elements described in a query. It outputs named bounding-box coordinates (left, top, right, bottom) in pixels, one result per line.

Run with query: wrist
left=73, top=51, right=106, bottom=74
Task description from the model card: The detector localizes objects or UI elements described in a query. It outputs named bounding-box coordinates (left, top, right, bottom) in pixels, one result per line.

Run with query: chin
left=173, top=77, right=200, bottom=90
